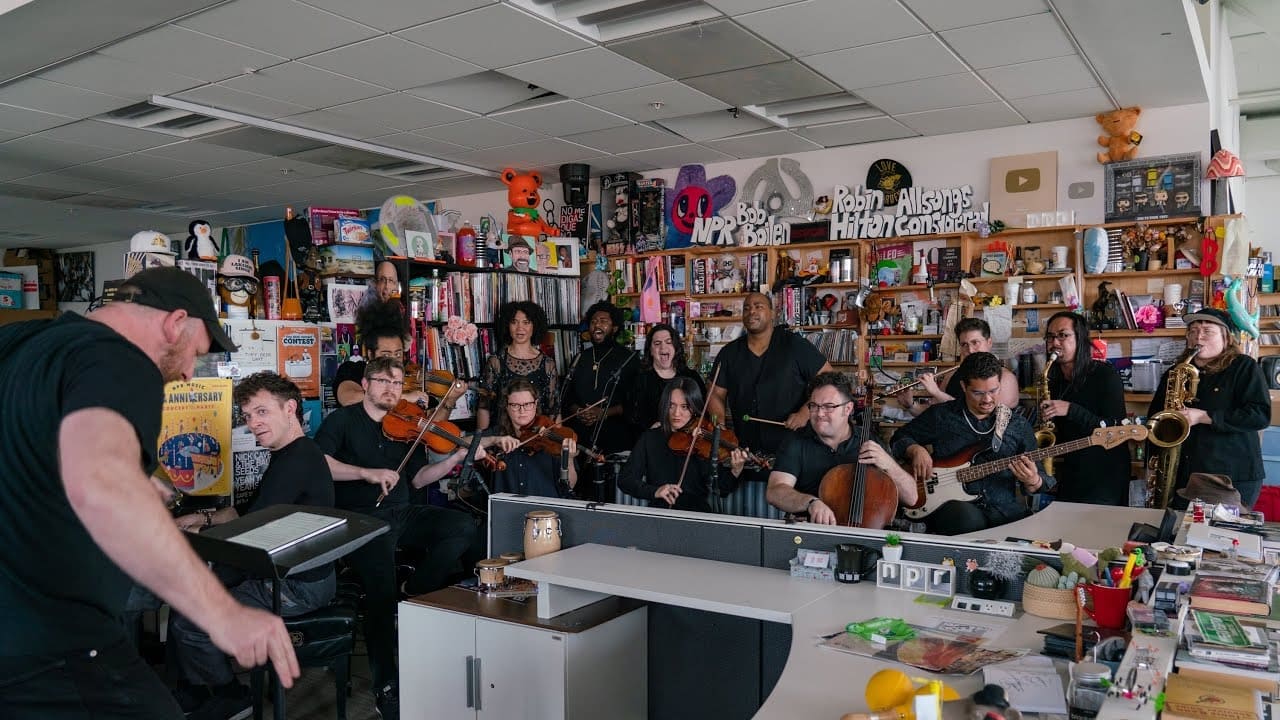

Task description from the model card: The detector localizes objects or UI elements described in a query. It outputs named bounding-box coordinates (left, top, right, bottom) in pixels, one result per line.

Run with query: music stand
left=186, top=504, right=389, bottom=720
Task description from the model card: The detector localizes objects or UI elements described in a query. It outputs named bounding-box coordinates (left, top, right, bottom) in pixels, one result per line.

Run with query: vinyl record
left=867, top=158, right=912, bottom=206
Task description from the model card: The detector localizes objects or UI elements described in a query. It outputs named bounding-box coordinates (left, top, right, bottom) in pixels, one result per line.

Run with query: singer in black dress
left=627, top=322, right=705, bottom=432
left=484, top=379, right=578, bottom=498
left=618, top=377, right=747, bottom=512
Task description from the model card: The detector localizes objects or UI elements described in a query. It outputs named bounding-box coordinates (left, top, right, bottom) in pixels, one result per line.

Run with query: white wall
left=433, top=104, right=1210, bottom=233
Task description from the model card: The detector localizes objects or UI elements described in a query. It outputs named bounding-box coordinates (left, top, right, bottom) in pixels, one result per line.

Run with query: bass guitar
left=901, top=425, right=1147, bottom=521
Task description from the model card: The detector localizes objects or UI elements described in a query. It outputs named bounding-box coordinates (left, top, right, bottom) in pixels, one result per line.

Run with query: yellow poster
left=156, top=378, right=233, bottom=497
left=277, top=324, right=320, bottom=398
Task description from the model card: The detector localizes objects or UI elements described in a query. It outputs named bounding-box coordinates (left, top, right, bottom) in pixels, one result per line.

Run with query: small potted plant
left=882, top=533, right=903, bottom=562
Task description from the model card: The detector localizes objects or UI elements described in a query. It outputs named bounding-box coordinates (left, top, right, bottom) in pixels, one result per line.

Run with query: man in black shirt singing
left=168, top=371, right=336, bottom=719
left=766, top=372, right=917, bottom=523
left=891, top=352, right=1054, bottom=535
left=708, top=292, right=832, bottom=476
left=562, top=301, right=638, bottom=499
left=316, top=356, right=483, bottom=718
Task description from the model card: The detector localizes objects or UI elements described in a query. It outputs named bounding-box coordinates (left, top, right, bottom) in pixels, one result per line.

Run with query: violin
left=513, top=416, right=606, bottom=463
left=381, top=399, right=505, bottom=471
left=418, top=369, right=493, bottom=402
left=667, top=418, right=773, bottom=470
left=816, top=403, right=898, bottom=529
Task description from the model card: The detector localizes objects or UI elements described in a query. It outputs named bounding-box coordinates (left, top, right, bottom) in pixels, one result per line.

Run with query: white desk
left=962, top=504, right=1168, bottom=550
left=509, top=543, right=1064, bottom=719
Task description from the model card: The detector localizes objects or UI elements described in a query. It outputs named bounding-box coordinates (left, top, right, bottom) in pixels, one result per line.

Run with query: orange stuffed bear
left=501, top=167, right=560, bottom=238
left=1095, top=107, right=1142, bottom=164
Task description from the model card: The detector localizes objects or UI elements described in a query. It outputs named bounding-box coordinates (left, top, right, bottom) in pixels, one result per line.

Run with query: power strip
left=949, top=595, right=1017, bottom=618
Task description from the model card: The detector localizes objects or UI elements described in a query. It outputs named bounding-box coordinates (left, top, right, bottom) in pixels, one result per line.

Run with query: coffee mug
left=836, top=543, right=882, bottom=584
left=1051, top=246, right=1069, bottom=269
left=1083, top=582, right=1132, bottom=629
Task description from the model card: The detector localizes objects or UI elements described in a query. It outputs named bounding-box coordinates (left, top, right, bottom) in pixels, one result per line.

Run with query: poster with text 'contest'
left=157, top=378, right=233, bottom=498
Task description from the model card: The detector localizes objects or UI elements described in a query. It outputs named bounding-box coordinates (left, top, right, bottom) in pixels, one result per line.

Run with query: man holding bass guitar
left=766, top=372, right=917, bottom=525
left=891, top=352, right=1054, bottom=535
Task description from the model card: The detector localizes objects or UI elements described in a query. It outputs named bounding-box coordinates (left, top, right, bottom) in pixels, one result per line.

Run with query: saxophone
left=1146, top=345, right=1201, bottom=508
left=1034, top=352, right=1058, bottom=476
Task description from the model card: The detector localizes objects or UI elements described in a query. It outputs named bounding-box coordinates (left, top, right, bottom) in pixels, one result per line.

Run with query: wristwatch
left=804, top=497, right=818, bottom=513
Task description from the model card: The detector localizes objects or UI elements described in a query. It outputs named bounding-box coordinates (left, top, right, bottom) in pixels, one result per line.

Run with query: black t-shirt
left=626, top=366, right=705, bottom=434
left=491, top=449, right=569, bottom=499
left=0, top=314, right=164, bottom=656
left=1047, top=361, right=1130, bottom=505
left=315, top=402, right=428, bottom=511
left=617, top=428, right=717, bottom=512
left=773, top=423, right=862, bottom=496
left=334, top=359, right=366, bottom=396
left=562, top=342, right=639, bottom=454
left=712, top=329, right=826, bottom=454
left=245, top=435, right=336, bottom=580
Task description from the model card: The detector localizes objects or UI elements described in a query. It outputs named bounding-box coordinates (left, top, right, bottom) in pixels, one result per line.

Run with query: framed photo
left=404, top=229, right=434, bottom=260
left=1104, top=152, right=1201, bottom=222
left=504, top=235, right=535, bottom=273
left=551, top=237, right=579, bottom=276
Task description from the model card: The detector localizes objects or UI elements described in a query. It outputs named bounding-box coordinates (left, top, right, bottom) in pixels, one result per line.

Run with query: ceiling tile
left=34, top=121, right=177, bottom=152
left=37, top=54, right=204, bottom=100
left=0, top=129, right=20, bottom=144
left=704, top=128, right=823, bottom=156
left=143, top=140, right=272, bottom=167
left=14, top=171, right=123, bottom=194
left=172, top=84, right=313, bottom=119
left=83, top=153, right=205, bottom=179
left=491, top=100, right=630, bottom=136
left=608, top=19, right=786, bottom=80
left=221, top=62, right=387, bottom=108
left=0, top=157, right=67, bottom=182
left=98, top=25, right=288, bottom=84
left=857, top=72, right=997, bottom=115
left=1, top=135, right=124, bottom=167
left=686, top=61, right=841, bottom=106
left=0, top=103, right=72, bottom=134
left=804, top=35, right=965, bottom=90
left=324, top=93, right=476, bottom=131
left=177, top=0, right=381, bottom=58
left=584, top=82, right=726, bottom=122
left=565, top=123, right=684, bottom=154
left=282, top=145, right=403, bottom=172
left=106, top=182, right=197, bottom=202
left=502, top=48, right=670, bottom=99
left=940, top=13, right=1074, bottom=69
left=1009, top=86, right=1111, bottom=122
left=166, top=167, right=283, bottom=195
left=979, top=55, right=1096, bottom=99
left=704, top=0, right=801, bottom=14
left=406, top=72, right=544, bottom=115
left=418, top=174, right=507, bottom=198
left=656, top=110, right=771, bottom=142
left=738, top=0, right=924, bottom=57
left=397, top=4, right=592, bottom=69
left=282, top=109, right=398, bottom=140
left=0, top=78, right=131, bottom=118
left=458, top=139, right=602, bottom=169
left=586, top=155, right=660, bottom=174
left=200, top=127, right=327, bottom=156
left=901, top=0, right=1047, bottom=31
left=617, top=144, right=736, bottom=168
left=302, top=35, right=481, bottom=90
left=0, top=182, right=75, bottom=201
left=304, top=171, right=408, bottom=193
left=895, top=102, right=1026, bottom=135
left=793, top=116, right=916, bottom=147
left=367, top=132, right=472, bottom=159
left=225, top=156, right=347, bottom=179
left=416, top=117, right=544, bottom=149
left=299, top=0, right=496, bottom=32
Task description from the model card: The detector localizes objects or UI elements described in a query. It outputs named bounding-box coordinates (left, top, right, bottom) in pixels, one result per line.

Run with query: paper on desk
left=982, top=654, right=1067, bottom=714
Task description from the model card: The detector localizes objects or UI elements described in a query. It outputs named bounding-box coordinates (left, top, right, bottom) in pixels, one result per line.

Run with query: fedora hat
left=1176, top=473, right=1241, bottom=506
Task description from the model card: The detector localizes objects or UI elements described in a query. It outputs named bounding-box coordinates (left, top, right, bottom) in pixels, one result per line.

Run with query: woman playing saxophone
left=1146, top=309, right=1269, bottom=508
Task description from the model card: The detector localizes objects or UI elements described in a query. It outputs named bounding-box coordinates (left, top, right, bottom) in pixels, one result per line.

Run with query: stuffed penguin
left=185, top=220, right=218, bottom=261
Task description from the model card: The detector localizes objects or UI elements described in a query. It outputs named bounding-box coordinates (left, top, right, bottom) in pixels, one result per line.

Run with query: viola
left=816, top=404, right=898, bottom=529
left=514, top=416, right=605, bottom=463
left=667, top=418, right=773, bottom=470
left=381, top=399, right=505, bottom=472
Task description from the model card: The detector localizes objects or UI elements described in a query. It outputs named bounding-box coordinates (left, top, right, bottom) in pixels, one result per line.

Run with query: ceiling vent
left=742, top=93, right=884, bottom=129
left=512, top=0, right=720, bottom=42
left=97, top=101, right=240, bottom=139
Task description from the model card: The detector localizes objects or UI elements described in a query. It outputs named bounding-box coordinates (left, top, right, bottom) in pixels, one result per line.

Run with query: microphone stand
left=587, top=347, right=637, bottom=500
left=707, top=424, right=722, bottom=514
left=554, top=344, right=586, bottom=420
left=456, top=428, right=492, bottom=498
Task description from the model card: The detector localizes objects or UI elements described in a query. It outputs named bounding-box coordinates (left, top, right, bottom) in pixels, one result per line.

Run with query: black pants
left=343, top=502, right=482, bottom=690
left=925, top=500, right=1029, bottom=536
left=0, top=639, right=182, bottom=719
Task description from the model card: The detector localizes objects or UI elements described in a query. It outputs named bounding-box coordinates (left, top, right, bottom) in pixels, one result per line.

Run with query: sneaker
left=374, top=683, right=400, bottom=720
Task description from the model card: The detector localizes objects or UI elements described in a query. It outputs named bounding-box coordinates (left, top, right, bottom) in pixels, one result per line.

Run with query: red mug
left=1083, top=582, right=1132, bottom=629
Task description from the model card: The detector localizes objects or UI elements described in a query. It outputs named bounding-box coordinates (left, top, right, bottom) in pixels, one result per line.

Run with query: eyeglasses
left=806, top=401, right=850, bottom=414
left=1043, top=332, right=1073, bottom=341
left=966, top=386, right=1001, bottom=400
left=220, top=277, right=258, bottom=292
left=367, top=377, right=400, bottom=387
left=508, top=401, right=537, bottom=412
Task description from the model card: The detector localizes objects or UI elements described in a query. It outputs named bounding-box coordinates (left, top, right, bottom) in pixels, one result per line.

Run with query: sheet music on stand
left=227, top=511, right=347, bottom=555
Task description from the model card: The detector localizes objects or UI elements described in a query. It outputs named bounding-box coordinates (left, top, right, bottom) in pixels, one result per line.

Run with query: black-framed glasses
left=1044, top=332, right=1073, bottom=341
left=508, top=401, right=537, bottom=412
left=806, top=401, right=850, bottom=414
left=367, top=377, right=399, bottom=387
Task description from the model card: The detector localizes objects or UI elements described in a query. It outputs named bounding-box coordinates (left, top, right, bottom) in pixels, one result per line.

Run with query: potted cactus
left=882, top=533, right=903, bottom=562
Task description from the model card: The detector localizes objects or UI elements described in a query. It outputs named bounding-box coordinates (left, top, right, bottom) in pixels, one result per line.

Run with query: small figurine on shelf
left=775, top=248, right=798, bottom=283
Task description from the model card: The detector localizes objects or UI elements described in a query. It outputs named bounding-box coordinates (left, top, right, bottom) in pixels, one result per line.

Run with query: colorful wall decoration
left=664, top=164, right=736, bottom=250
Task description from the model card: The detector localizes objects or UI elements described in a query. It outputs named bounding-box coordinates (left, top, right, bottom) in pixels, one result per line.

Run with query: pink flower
left=443, top=315, right=478, bottom=345
left=446, top=315, right=465, bottom=332
left=1134, top=304, right=1162, bottom=332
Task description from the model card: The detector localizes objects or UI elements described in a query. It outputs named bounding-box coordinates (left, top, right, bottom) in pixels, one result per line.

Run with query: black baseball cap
left=114, top=266, right=237, bottom=353
left=1182, top=307, right=1236, bottom=333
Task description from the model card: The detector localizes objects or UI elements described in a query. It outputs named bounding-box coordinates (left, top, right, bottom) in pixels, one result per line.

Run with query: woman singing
left=627, top=323, right=705, bottom=432
left=1147, top=308, right=1269, bottom=508
left=1039, top=311, right=1130, bottom=505
left=618, top=377, right=746, bottom=512
left=484, top=379, right=578, bottom=498
left=477, top=301, right=558, bottom=430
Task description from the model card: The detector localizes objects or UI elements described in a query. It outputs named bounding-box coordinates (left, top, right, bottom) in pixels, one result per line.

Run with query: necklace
left=961, top=406, right=995, bottom=435
left=591, top=345, right=614, bottom=389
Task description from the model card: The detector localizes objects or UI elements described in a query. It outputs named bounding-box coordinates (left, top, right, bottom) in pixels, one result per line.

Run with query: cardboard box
left=0, top=271, right=23, bottom=308
left=3, top=249, right=56, bottom=310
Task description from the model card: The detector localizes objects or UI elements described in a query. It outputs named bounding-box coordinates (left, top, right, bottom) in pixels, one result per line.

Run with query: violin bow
left=675, top=362, right=722, bottom=491
left=393, top=379, right=463, bottom=477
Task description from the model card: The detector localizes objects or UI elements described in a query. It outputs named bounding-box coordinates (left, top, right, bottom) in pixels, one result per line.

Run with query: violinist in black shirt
left=483, top=379, right=579, bottom=498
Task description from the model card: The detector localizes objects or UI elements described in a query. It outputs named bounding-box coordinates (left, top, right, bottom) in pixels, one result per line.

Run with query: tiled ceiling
left=0, top=0, right=1210, bottom=248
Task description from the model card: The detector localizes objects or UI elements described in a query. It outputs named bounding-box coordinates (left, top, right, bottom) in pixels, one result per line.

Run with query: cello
left=816, top=392, right=900, bottom=529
